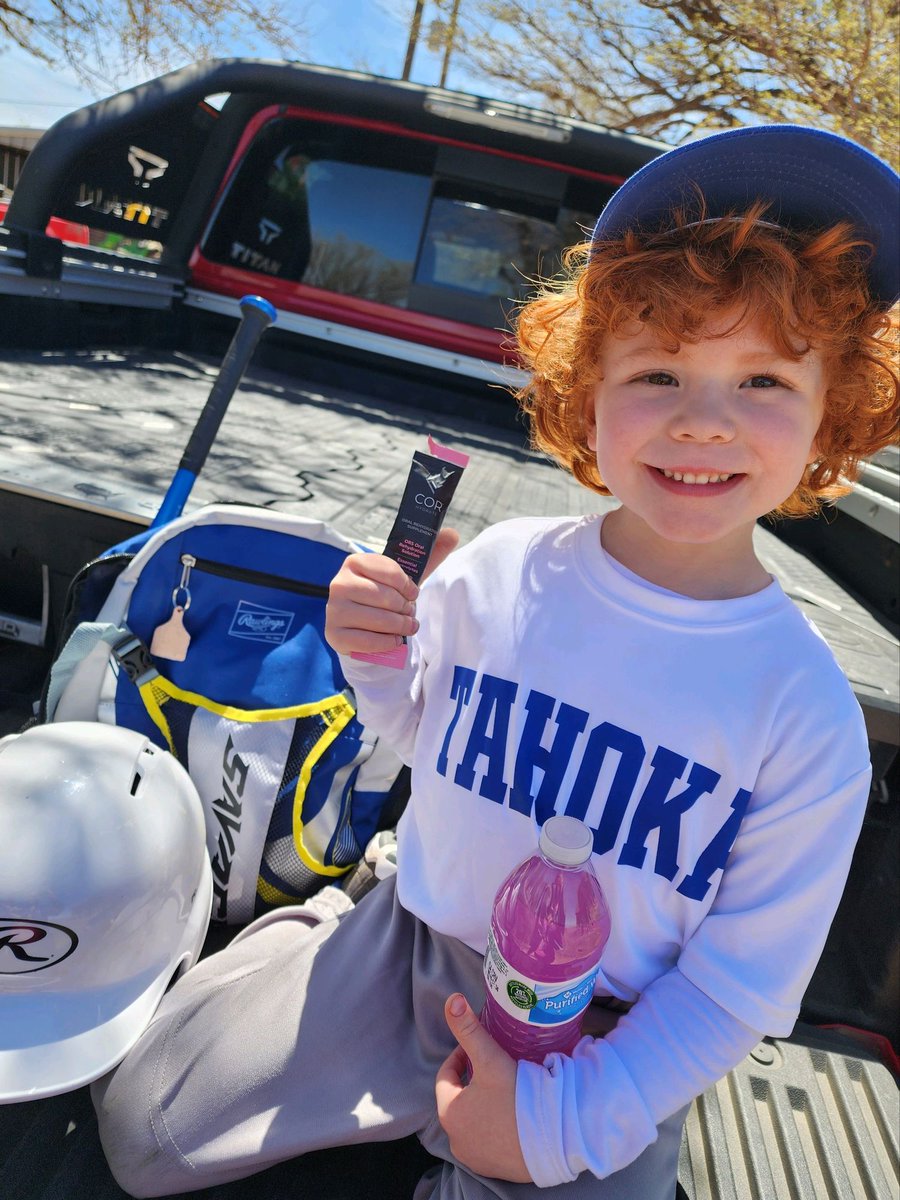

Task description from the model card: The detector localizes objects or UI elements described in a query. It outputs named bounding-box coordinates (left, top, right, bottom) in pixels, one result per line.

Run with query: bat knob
left=239, top=295, right=277, bottom=327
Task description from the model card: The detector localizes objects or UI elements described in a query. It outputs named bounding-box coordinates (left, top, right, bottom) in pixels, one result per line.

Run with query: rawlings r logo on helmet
left=0, top=919, right=78, bottom=973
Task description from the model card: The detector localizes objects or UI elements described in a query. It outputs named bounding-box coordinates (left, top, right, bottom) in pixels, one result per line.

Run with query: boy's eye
left=744, top=374, right=780, bottom=388
left=639, top=371, right=678, bottom=386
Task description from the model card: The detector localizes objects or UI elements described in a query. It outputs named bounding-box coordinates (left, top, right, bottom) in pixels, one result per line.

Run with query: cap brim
left=592, top=125, right=899, bottom=306
left=0, top=859, right=212, bottom=1103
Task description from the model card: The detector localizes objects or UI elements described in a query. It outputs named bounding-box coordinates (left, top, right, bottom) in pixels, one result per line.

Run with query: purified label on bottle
left=483, top=927, right=600, bottom=1026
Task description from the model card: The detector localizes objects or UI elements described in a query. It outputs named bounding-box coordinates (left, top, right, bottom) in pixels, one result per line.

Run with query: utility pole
left=402, top=0, right=426, bottom=80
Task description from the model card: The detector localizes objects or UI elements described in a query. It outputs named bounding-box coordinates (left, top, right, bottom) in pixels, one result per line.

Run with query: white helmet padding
left=0, top=722, right=212, bottom=1103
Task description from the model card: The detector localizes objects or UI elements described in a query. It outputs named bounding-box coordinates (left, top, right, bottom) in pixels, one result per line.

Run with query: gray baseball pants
left=92, top=878, right=686, bottom=1199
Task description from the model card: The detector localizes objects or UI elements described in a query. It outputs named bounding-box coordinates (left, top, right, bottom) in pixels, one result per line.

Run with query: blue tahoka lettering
left=435, top=665, right=752, bottom=901
left=565, top=722, right=645, bottom=853
left=452, top=673, right=518, bottom=802
left=618, top=747, right=721, bottom=879
left=510, top=690, right=588, bottom=823
left=437, top=665, right=476, bottom=778
left=677, top=787, right=752, bottom=900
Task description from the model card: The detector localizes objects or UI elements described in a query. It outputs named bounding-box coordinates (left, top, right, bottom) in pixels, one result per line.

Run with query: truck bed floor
left=0, top=348, right=897, bottom=1199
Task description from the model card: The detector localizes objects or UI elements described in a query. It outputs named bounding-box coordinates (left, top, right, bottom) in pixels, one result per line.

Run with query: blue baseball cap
left=591, top=125, right=899, bottom=307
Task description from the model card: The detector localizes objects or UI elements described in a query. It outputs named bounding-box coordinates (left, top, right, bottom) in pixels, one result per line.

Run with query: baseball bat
left=150, top=294, right=277, bottom=529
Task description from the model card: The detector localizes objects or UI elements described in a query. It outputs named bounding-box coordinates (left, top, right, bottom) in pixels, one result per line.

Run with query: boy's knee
left=91, top=1066, right=179, bottom=1199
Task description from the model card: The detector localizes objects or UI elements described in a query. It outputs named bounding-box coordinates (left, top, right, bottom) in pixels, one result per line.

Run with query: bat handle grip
left=178, top=295, right=276, bottom=476
left=150, top=295, right=276, bottom=529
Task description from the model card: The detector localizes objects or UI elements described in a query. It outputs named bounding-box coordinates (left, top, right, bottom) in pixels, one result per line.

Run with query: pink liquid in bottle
left=480, top=815, right=611, bottom=1064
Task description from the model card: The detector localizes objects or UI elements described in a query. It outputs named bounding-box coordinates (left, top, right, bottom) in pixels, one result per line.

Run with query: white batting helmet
left=0, top=722, right=212, bottom=1102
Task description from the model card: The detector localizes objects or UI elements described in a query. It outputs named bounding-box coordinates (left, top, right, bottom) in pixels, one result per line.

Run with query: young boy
left=94, top=126, right=898, bottom=1199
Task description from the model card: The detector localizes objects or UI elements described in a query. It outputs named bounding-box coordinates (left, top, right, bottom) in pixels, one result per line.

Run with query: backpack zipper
left=184, top=554, right=332, bottom=599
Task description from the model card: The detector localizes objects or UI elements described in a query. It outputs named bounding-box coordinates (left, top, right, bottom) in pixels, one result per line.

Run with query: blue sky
left=0, top=1, right=485, bottom=130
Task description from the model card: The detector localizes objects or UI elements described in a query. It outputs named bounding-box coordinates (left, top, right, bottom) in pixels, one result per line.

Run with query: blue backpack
left=44, top=504, right=406, bottom=924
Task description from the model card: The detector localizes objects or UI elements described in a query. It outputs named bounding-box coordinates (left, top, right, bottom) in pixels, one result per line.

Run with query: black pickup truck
left=0, top=60, right=897, bottom=1200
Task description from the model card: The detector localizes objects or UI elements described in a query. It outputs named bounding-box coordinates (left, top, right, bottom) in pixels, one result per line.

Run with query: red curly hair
left=515, top=202, right=899, bottom=517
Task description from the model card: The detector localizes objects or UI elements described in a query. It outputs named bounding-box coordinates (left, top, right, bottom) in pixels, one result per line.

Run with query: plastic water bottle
left=481, top=815, right=611, bottom=1063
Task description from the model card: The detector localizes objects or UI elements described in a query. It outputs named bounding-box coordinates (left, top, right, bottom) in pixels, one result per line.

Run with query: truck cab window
left=408, top=182, right=576, bottom=326
left=199, top=116, right=598, bottom=332
left=201, top=120, right=434, bottom=293
left=301, top=160, right=430, bottom=304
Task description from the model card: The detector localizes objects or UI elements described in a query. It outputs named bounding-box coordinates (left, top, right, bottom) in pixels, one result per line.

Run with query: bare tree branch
left=0, top=0, right=308, bottom=88
left=441, top=0, right=898, bottom=165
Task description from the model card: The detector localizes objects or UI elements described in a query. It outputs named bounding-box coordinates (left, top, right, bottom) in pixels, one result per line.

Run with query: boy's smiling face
left=586, top=311, right=828, bottom=596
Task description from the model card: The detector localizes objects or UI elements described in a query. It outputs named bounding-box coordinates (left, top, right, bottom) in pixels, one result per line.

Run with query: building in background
left=0, top=127, right=44, bottom=196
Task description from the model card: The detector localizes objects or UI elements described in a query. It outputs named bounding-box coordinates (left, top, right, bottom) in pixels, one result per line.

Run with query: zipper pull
left=150, top=553, right=195, bottom=662
left=175, top=554, right=196, bottom=610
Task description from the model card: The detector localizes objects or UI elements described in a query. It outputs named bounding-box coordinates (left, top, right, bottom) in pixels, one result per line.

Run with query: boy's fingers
left=326, top=629, right=412, bottom=654
left=343, top=552, right=420, bottom=599
left=435, top=1044, right=468, bottom=1100
left=326, top=535, right=455, bottom=656
left=442, top=994, right=498, bottom=1073
left=328, top=588, right=417, bottom=627
left=324, top=597, right=418, bottom=653
left=325, top=554, right=420, bottom=656
left=330, top=560, right=417, bottom=611
left=355, top=552, right=419, bottom=596
left=435, top=997, right=527, bottom=1181
left=435, top=998, right=478, bottom=1117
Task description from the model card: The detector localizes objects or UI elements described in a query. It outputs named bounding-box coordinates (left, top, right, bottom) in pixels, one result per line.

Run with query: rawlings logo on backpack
left=44, top=505, right=405, bottom=924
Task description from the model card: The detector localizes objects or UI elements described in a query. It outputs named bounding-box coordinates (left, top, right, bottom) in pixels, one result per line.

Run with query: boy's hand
left=435, top=994, right=532, bottom=1183
left=325, top=527, right=458, bottom=657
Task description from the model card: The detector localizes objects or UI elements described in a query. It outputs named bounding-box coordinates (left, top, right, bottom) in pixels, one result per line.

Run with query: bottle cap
left=539, top=816, right=594, bottom=866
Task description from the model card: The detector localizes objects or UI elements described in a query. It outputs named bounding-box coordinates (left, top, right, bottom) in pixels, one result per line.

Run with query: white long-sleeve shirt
left=341, top=514, right=870, bottom=1184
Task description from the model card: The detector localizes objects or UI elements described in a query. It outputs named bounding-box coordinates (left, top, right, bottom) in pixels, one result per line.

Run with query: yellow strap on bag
left=136, top=675, right=357, bottom=883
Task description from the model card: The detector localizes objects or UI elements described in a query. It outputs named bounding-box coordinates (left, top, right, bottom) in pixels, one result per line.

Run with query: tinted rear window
left=200, top=115, right=613, bottom=330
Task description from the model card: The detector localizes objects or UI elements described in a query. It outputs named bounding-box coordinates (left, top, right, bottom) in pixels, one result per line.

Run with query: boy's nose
left=668, top=389, right=737, bottom=443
